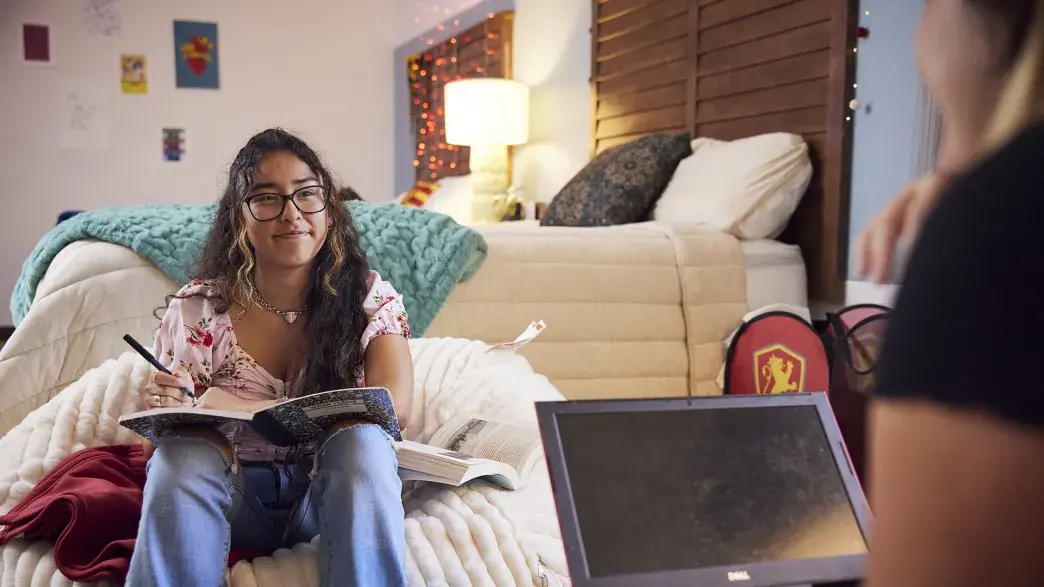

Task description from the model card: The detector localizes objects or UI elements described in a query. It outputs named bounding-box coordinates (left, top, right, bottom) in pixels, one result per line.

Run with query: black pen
left=123, top=334, right=195, bottom=399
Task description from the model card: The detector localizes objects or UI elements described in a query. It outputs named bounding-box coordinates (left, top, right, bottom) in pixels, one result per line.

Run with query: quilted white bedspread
left=0, top=338, right=569, bottom=587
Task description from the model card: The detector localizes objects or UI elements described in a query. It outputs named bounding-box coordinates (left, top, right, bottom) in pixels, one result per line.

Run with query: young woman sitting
left=126, top=128, right=412, bottom=587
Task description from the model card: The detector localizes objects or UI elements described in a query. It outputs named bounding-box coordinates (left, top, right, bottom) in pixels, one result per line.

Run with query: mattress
left=740, top=239, right=808, bottom=310
left=425, top=222, right=748, bottom=400
left=474, top=223, right=808, bottom=311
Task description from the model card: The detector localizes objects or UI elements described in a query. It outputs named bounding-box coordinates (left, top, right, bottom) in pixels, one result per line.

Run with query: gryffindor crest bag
left=723, top=311, right=830, bottom=396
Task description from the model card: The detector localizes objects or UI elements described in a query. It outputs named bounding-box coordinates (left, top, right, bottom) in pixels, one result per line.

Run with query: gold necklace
left=249, top=281, right=308, bottom=324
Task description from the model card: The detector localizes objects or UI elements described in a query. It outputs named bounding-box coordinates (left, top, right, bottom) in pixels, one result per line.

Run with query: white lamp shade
left=444, top=78, right=529, bottom=146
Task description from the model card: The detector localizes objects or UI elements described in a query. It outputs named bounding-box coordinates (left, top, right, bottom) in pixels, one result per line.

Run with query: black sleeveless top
left=875, top=122, right=1044, bottom=428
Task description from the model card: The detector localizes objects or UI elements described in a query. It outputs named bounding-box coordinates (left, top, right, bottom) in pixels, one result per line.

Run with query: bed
left=588, top=0, right=859, bottom=307
left=741, top=239, right=808, bottom=310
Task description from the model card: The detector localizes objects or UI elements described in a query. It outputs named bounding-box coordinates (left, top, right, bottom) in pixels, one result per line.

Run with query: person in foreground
left=126, top=128, right=413, bottom=587
left=862, top=1, right=1044, bottom=586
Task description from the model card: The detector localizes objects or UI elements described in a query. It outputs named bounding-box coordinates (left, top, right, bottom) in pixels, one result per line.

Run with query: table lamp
left=444, top=78, right=529, bottom=224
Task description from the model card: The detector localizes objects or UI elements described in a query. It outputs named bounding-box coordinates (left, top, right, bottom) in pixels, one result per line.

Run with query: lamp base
left=468, top=144, right=509, bottom=225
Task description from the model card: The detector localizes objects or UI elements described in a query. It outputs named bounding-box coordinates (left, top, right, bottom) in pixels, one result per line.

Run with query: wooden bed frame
left=591, top=0, right=860, bottom=304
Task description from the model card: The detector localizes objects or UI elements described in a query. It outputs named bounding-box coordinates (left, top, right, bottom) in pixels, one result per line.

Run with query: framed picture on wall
left=173, top=20, right=219, bottom=90
left=162, top=127, right=186, bottom=162
left=120, top=54, right=148, bottom=94
left=21, top=22, right=56, bottom=67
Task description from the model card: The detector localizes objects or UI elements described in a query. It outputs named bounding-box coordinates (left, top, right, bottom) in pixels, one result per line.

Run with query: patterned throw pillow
left=540, top=133, right=692, bottom=227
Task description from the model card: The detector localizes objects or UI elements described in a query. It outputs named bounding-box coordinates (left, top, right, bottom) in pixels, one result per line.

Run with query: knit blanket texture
left=0, top=339, right=570, bottom=587
left=11, top=202, right=487, bottom=335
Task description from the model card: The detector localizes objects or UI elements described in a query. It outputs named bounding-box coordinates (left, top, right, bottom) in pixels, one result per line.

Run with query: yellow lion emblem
left=761, top=355, right=798, bottom=394
left=753, top=344, right=805, bottom=395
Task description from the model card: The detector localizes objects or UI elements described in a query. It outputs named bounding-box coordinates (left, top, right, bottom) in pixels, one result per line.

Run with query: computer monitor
left=536, top=393, right=871, bottom=587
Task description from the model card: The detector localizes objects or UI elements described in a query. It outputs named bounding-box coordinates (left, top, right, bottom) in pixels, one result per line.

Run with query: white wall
left=0, top=0, right=397, bottom=326
left=511, top=0, right=591, bottom=204
left=846, top=0, right=923, bottom=282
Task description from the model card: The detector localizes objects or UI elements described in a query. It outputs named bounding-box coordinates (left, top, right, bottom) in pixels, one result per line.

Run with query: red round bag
left=723, top=311, right=831, bottom=396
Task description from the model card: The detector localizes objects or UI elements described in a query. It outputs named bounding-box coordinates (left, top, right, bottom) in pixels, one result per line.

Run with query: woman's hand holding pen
left=141, top=370, right=194, bottom=410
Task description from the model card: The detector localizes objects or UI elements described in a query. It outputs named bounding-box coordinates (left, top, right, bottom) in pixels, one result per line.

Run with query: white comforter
left=0, top=337, right=570, bottom=587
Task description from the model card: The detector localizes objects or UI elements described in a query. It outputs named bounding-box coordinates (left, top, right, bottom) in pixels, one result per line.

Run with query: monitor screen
left=554, top=404, right=867, bottom=579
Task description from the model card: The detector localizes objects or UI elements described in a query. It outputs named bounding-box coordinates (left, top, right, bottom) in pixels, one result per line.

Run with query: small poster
left=120, top=54, right=147, bottom=94
left=22, top=23, right=53, bottom=65
left=173, top=20, right=219, bottom=89
left=61, top=79, right=109, bottom=151
left=83, top=0, right=121, bottom=37
left=162, top=128, right=185, bottom=162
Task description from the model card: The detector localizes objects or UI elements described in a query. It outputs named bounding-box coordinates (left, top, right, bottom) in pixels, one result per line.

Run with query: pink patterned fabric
left=153, top=271, right=410, bottom=461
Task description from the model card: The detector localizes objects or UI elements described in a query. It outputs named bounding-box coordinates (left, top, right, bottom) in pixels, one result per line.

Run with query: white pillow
left=425, top=175, right=474, bottom=224
left=652, top=133, right=812, bottom=240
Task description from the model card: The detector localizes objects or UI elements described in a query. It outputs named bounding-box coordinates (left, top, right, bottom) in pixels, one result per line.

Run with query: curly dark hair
left=174, top=128, right=371, bottom=397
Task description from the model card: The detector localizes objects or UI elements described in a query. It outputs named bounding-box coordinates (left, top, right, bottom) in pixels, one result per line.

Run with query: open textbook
left=120, top=387, right=403, bottom=445
left=397, top=414, right=543, bottom=490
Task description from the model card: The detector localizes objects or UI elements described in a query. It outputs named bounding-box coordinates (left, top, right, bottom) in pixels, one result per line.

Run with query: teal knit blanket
left=11, top=202, right=487, bottom=335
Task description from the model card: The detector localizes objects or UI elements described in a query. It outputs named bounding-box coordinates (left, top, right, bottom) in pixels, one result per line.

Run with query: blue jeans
left=126, top=424, right=407, bottom=587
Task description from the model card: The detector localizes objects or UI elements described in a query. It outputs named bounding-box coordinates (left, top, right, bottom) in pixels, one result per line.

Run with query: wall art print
left=120, top=54, right=147, bottom=94
left=163, top=127, right=185, bottom=162
left=173, top=20, right=219, bottom=89
left=22, top=23, right=53, bottom=65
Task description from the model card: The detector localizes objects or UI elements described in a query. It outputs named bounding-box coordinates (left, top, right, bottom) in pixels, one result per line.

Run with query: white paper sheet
left=82, top=0, right=121, bottom=37
left=60, top=80, right=109, bottom=151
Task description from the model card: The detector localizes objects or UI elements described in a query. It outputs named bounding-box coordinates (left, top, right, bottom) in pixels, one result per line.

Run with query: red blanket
left=0, top=444, right=264, bottom=583
left=0, top=444, right=147, bottom=583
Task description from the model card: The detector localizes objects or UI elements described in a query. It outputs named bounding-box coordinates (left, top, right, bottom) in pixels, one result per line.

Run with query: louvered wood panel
left=695, top=79, right=830, bottom=124
left=699, top=0, right=830, bottom=52
left=597, top=37, right=686, bottom=78
left=593, top=0, right=691, bottom=153
left=590, top=0, right=859, bottom=303
left=700, top=0, right=809, bottom=29
left=597, top=83, right=687, bottom=119
left=597, top=106, right=688, bottom=139
left=599, top=15, right=689, bottom=58
left=699, top=21, right=833, bottom=76
left=698, top=51, right=830, bottom=99
left=599, top=0, right=661, bottom=20
left=597, top=59, right=688, bottom=96
left=599, top=0, right=687, bottom=39
left=696, top=106, right=828, bottom=139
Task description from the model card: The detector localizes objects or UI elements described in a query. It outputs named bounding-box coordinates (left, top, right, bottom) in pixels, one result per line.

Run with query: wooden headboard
left=591, top=0, right=859, bottom=304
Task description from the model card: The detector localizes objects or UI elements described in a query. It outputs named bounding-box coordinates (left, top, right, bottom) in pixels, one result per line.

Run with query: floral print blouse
left=154, top=270, right=410, bottom=461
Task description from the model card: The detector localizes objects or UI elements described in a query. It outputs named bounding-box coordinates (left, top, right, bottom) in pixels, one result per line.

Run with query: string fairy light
left=408, top=0, right=502, bottom=182
left=847, top=4, right=870, bottom=123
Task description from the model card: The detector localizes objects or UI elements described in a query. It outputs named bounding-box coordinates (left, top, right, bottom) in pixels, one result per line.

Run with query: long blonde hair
left=986, top=0, right=1044, bottom=148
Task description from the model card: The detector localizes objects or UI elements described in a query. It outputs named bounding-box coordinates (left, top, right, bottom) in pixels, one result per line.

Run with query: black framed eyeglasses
left=243, top=186, right=328, bottom=221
